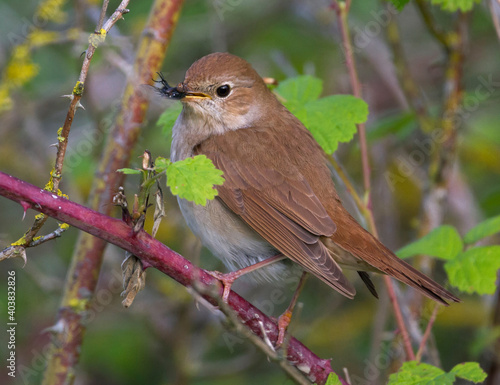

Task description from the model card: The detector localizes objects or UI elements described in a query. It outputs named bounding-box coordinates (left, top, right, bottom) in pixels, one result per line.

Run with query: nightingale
left=158, top=52, right=460, bottom=307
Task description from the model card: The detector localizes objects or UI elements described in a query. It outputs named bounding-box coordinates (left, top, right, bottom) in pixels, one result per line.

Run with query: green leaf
left=388, top=361, right=446, bottom=384
left=429, top=0, right=480, bottom=12
left=299, top=95, right=368, bottom=154
left=388, top=361, right=486, bottom=385
left=324, top=372, right=343, bottom=385
left=426, top=373, right=456, bottom=385
left=450, top=362, right=487, bottom=383
left=396, top=225, right=463, bottom=261
left=166, top=155, right=224, bottom=206
left=276, top=75, right=323, bottom=112
left=157, top=104, right=182, bottom=137
left=445, top=246, right=500, bottom=295
left=276, top=76, right=369, bottom=154
left=117, top=168, right=142, bottom=175
left=389, top=0, right=411, bottom=11
left=464, top=215, right=500, bottom=244
left=154, top=156, right=170, bottom=173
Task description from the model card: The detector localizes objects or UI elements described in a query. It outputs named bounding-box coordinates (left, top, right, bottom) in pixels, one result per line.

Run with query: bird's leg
left=208, top=254, right=286, bottom=302
left=276, top=271, right=308, bottom=347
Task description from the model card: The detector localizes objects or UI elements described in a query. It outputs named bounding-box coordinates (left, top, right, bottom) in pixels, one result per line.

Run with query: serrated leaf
left=426, top=373, right=456, bottom=385
left=299, top=95, right=368, bottom=154
left=117, top=168, right=142, bottom=175
left=276, top=76, right=368, bottom=154
left=166, top=155, right=224, bottom=206
left=389, top=0, right=411, bottom=11
left=429, top=0, right=480, bottom=12
left=396, top=225, right=463, bottom=260
left=445, top=246, right=500, bottom=295
left=276, top=75, right=323, bottom=112
left=157, top=104, right=182, bottom=137
left=324, top=372, right=342, bottom=385
left=388, top=361, right=446, bottom=384
left=154, top=156, right=170, bottom=173
left=450, top=362, right=487, bottom=383
left=464, top=215, right=500, bottom=244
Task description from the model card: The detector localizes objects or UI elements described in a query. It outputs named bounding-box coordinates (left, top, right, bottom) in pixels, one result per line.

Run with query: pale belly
left=177, top=196, right=296, bottom=283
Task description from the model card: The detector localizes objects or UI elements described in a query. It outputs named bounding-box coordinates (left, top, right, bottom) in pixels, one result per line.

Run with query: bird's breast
left=177, top=195, right=288, bottom=280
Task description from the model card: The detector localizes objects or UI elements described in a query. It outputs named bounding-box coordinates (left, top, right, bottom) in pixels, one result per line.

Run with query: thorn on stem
left=20, top=201, right=30, bottom=220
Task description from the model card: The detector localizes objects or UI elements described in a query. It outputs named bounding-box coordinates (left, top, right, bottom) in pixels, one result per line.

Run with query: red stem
left=333, top=0, right=415, bottom=361
left=416, top=304, right=439, bottom=362
left=0, top=171, right=344, bottom=385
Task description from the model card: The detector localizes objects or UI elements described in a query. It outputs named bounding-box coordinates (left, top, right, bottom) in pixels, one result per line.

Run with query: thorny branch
left=41, top=1, right=185, bottom=384
left=0, top=0, right=130, bottom=257
left=0, top=171, right=342, bottom=385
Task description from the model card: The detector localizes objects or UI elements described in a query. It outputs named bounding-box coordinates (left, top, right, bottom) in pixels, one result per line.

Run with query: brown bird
left=158, top=52, right=459, bottom=340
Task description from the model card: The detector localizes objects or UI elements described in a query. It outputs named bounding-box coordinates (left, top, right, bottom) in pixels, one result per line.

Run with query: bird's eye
left=216, top=84, right=231, bottom=98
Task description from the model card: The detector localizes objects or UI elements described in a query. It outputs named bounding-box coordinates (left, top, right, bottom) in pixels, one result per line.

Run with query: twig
left=327, top=154, right=364, bottom=213
left=0, top=171, right=339, bottom=385
left=40, top=1, right=189, bottom=384
left=7, top=0, right=130, bottom=250
left=332, top=0, right=371, bottom=195
left=490, top=0, right=500, bottom=43
left=25, top=225, right=69, bottom=247
left=385, top=11, right=433, bottom=133
left=415, top=0, right=450, bottom=51
left=95, top=0, right=110, bottom=32
left=332, top=0, right=416, bottom=361
left=415, top=304, right=439, bottom=361
left=200, top=283, right=316, bottom=385
left=327, top=154, right=377, bottom=233
left=419, top=13, right=469, bottom=237
left=486, top=281, right=500, bottom=385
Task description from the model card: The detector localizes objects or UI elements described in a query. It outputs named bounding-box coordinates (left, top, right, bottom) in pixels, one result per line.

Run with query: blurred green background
left=0, top=0, right=499, bottom=384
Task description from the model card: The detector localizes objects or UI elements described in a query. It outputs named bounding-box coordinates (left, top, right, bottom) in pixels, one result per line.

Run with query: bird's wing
left=195, top=129, right=356, bottom=298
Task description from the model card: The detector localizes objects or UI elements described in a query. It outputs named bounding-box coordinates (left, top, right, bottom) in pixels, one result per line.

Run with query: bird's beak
left=183, top=90, right=212, bottom=100
left=155, top=73, right=211, bottom=100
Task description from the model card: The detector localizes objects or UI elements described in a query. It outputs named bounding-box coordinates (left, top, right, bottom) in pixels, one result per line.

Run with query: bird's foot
left=207, top=270, right=239, bottom=303
left=207, top=254, right=287, bottom=303
left=276, top=310, right=292, bottom=347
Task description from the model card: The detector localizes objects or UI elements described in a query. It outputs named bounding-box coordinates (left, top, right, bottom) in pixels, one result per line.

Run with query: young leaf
left=117, top=168, right=142, bottom=175
left=388, top=361, right=446, bottom=384
left=276, top=75, right=323, bottom=111
left=154, top=156, right=170, bottom=173
left=426, top=373, right=457, bottom=385
left=157, top=104, right=182, bottom=137
left=396, top=225, right=463, bottom=261
left=166, top=155, right=224, bottom=206
left=300, top=95, right=369, bottom=154
left=429, top=0, right=481, bottom=12
left=445, top=246, right=500, bottom=295
left=464, top=215, right=500, bottom=244
left=276, top=76, right=369, bottom=154
left=450, top=362, right=487, bottom=383
left=324, top=372, right=343, bottom=385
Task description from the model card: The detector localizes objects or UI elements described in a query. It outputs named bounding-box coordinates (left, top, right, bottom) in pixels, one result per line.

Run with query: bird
left=157, top=52, right=459, bottom=343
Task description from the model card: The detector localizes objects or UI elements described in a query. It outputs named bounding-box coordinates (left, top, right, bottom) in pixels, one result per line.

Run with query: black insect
left=154, top=72, right=185, bottom=100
